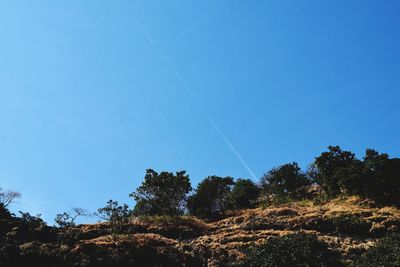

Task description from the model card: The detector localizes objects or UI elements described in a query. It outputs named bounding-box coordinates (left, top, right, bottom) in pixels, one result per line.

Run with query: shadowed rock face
left=1, top=197, right=400, bottom=267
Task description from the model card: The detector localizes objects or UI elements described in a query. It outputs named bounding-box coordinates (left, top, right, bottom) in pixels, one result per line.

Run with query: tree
left=229, top=179, right=260, bottom=209
left=313, top=146, right=358, bottom=197
left=0, top=188, right=21, bottom=219
left=261, top=162, right=311, bottom=200
left=97, top=200, right=131, bottom=241
left=187, top=176, right=234, bottom=218
left=55, top=208, right=90, bottom=228
left=378, top=158, right=400, bottom=204
left=130, top=169, right=192, bottom=216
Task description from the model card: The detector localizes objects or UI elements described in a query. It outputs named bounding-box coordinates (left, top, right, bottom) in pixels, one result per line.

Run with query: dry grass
left=68, top=196, right=400, bottom=266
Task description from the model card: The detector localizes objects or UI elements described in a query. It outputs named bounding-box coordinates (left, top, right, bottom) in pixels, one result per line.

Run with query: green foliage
left=188, top=176, right=234, bottom=218
left=238, top=233, right=343, bottom=267
left=365, top=156, right=400, bottom=205
left=229, top=179, right=260, bottom=209
left=130, top=169, right=192, bottom=216
left=354, top=233, right=400, bottom=266
left=309, top=214, right=371, bottom=236
left=312, top=146, right=400, bottom=204
left=313, top=146, right=357, bottom=197
left=261, top=162, right=311, bottom=199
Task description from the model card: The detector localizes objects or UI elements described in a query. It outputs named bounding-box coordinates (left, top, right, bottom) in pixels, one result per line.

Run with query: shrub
left=354, top=233, right=400, bottom=266
left=308, top=214, right=371, bottom=236
left=19, top=211, right=46, bottom=227
left=130, top=169, right=192, bottom=216
left=238, top=233, right=344, bottom=267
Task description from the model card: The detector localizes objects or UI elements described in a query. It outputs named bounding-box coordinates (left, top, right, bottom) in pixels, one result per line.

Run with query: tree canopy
left=188, top=176, right=234, bottom=218
left=130, top=169, right=192, bottom=216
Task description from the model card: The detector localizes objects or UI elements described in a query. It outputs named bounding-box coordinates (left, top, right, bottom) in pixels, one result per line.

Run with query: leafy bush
left=354, top=233, right=400, bottom=266
left=131, top=169, right=192, bottom=216
left=315, top=214, right=371, bottom=236
left=238, top=233, right=344, bottom=267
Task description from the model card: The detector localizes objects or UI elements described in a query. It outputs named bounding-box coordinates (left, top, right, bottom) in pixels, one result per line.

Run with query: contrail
left=135, top=22, right=257, bottom=180
left=136, top=23, right=154, bottom=45
left=208, top=119, right=258, bottom=180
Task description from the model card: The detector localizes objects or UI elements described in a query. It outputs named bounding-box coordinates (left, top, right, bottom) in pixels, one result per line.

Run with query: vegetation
left=1, top=145, right=400, bottom=266
left=0, top=188, right=20, bottom=219
left=130, top=169, right=192, bottom=216
left=19, top=211, right=46, bottom=227
left=312, top=146, right=400, bottom=204
left=261, top=162, right=311, bottom=200
left=354, top=233, right=400, bottom=267
left=96, top=200, right=131, bottom=240
left=229, top=178, right=260, bottom=209
left=238, top=233, right=343, bottom=267
left=187, top=175, right=234, bottom=218
left=55, top=208, right=90, bottom=228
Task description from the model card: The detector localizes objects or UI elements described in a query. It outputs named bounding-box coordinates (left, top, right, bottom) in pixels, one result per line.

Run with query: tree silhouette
left=130, top=169, right=192, bottom=216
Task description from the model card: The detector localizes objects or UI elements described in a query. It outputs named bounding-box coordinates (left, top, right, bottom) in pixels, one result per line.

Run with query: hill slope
left=1, top=197, right=400, bottom=266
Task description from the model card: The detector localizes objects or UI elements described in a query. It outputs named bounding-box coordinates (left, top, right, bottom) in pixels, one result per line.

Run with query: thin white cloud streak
left=136, top=23, right=154, bottom=45
left=135, top=22, right=257, bottom=180
left=208, top=119, right=258, bottom=180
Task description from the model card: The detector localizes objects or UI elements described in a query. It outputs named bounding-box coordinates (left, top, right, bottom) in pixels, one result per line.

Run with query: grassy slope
left=2, top=196, right=400, bottom=266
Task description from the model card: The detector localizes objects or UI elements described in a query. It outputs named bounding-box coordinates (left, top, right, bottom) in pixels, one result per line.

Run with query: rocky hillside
left=1, top=197, right=400, bottom=266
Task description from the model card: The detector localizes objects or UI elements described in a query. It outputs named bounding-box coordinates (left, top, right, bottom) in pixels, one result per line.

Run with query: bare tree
left=0, top=188, right=21, bottom=208
left=55, top=207, right=90, bottom=228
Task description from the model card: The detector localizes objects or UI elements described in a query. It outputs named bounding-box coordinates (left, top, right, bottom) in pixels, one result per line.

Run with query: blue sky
left=1, top=1, right=400, bottom=224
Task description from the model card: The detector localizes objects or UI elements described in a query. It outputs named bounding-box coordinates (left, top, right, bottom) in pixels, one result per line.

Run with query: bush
left=0, top=203, right=12, bottom=219
left=19, top=211, right=46, bottom=227
left=307, top=214, right=371, bottom=236
left=354, top=233, right=400, bottom=266
left=131, top=169, right=192, bottom=216
left=238, top=233, right=344, bottom=267
left=188, top=176, right=234, bottom=218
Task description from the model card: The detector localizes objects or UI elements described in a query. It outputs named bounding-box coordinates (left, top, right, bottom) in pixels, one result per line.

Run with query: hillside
left=1, top=196, right=400, bottom=266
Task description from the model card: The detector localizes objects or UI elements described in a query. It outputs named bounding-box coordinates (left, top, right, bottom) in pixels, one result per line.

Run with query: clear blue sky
left=1, top=1, right=400, bottom=224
